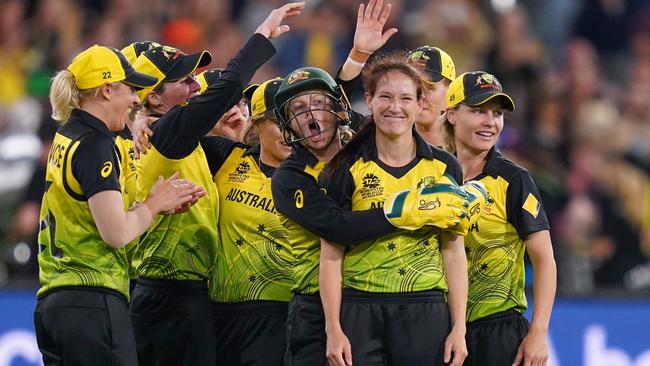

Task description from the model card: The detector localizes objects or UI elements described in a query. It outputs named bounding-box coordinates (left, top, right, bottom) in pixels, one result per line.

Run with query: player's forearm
left=526, top=230, right=557, bottom=333
left=320, top=239, right=346, bottom=334
left=89, top=191, right=154, bottom=249
left=530, top=252, right=556, bottom=333
left=441, top=233, right=468, bottom=329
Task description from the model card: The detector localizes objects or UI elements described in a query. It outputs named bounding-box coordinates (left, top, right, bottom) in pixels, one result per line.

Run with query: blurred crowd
left=1, top=0, right=649, bottom=295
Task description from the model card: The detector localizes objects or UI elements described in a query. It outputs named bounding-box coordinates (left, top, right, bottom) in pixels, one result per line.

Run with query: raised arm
left=339, top=0, right=397, bottom=81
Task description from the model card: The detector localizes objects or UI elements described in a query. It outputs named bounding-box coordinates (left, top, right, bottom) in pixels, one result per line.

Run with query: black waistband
left=341, top=288, right=446, bottom=303
left=37, top=286, right=128, bottom=303
left=467, top=309, right=523, bottom=327
left=292, top=293, right=322, bottom=303
left=136, top=277, right=207, bottom=293
left=211, top=300, right=288, bottom=315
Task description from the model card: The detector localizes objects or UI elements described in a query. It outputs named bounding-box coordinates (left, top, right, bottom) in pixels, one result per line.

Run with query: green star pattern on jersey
left=134, top=145, right=219, bottom=280
left=465, top=174, right=527, bottom=322
left=210, top=147, right=292, bottom=302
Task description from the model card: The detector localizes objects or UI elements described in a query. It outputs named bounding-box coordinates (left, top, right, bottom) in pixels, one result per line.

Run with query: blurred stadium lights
left=491, top=0, right=517, bottom=13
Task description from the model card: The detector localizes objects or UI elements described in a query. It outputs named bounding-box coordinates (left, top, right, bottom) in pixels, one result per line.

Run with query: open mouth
left=308, top=121, right=320, bottom=137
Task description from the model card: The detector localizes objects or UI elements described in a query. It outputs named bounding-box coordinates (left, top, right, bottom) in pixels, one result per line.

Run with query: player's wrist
left=349, top=48, right=371, bottom=63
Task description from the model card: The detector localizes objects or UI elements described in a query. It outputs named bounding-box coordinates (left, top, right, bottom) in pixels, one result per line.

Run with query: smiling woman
left=319, top=52, right=470, bottom=366
left=438, top=71, right=556, bottom=366
left=34, top=44, right=206, bottom=366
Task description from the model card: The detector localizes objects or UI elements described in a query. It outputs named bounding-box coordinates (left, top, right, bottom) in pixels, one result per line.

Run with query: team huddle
left=33, top=1, right=556, bottom=366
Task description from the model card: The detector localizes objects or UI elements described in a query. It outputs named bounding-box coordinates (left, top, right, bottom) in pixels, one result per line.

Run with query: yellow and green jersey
left=202, top=137, right=292, bottom=302
left=134, top=142, right=219, bottom=280
left=114, top=128, right=139, bottom=280
left=321, top=130, right=463, bottom=293
left=134, top=33, right=278, bottom=281
left=465, top=148, right=549, bottom=322
left=37, top=109, right=130, bottom=299
left=271, top=144, right=394, bottom=295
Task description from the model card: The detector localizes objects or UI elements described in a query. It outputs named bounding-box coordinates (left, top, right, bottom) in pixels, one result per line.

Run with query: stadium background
left=0, top=0, right=649, bottom=364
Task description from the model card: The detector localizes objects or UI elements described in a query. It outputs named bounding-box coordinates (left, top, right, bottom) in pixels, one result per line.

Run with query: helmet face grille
left=276, top=91, right=350, bottom=144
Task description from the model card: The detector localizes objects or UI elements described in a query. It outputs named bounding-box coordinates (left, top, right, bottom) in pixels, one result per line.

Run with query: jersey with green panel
left=114, top=128, right=139, bottom=280
left=201, top=137, right=292, bottom=302
left=271, top=144, right=394, bottom=295
left=465, top=148, right=549, bottom=322
left=321, top=130, right=463, bottom=293
left=37, top=109, right=130, bottom=299
left=134, top=143, right=219, bottom=280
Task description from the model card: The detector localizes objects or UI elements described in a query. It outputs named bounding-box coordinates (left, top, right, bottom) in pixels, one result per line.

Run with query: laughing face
left=365, top=70, right=422, bottom=140
left=448, top=98, right=506, bottom=154
left=286, top=91, right=340, bottom=152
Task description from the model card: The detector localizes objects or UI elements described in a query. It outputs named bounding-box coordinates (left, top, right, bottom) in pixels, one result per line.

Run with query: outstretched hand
left=353, top=0, right=398, bottom=53
left=255, top=2, right=305, bottom=39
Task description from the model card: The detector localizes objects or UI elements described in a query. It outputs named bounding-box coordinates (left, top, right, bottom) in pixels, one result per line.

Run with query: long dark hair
left=324, top=52, right=426, bottom=178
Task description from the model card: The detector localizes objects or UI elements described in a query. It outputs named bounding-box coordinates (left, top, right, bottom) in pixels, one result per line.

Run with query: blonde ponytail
left=241, top=116, right=262, bottom=146
left=436, top=111, right=457, bottom=154
left=50, top=70, right=80, bottom=123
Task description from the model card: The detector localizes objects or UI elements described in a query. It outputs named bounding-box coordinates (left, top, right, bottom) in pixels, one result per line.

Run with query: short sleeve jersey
left=465, top=148, right=550, bottom=322
left=37, top=109, right=130, bottom=299
left=321, top=129, right=463, bottom=293
left=114, top=128, right=139, bottom=280
left=202, top=136, right=292, bottom=302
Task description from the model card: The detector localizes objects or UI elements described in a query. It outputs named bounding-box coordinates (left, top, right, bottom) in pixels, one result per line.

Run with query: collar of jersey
left=71, top=109, right=114, bottom=138
left=482, top=147, right=502, bottom=178
left=359, top=127, right=435, bottom=162
left=292, top=143, right=319, bottom=167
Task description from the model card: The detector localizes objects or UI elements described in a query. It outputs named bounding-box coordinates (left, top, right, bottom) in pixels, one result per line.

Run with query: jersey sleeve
left=150, top=34, right=276, bottom=159
left=71, top=134, right=122, bottom=199
left=272, top=164, right=394, bottom=245
left=443, top=153, right=463, bottom=185
left=506, top=170, right=550, bottom=238
left=319, top=165, right=355, bottom=210
left=200, top=136, right=245, bottom=176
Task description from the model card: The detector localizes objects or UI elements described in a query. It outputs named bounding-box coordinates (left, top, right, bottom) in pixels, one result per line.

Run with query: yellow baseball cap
left=247, top=78, right=282, bottom=118
left=67, top=45, right=158, bottom=90
left=406, top=46, right=456, bottom=83
left=132, top=45, right=212, bottom=101
left=120, top=41, right=161, bottom=64
left=446, top=71, right=515, bottom=111
left=196, top=68, right=224, bottom=94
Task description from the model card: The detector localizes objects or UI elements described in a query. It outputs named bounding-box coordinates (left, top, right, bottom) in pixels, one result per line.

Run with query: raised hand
left=255, top=2, right=306, bottom=39
left=353, top=0, right=398, bottom=54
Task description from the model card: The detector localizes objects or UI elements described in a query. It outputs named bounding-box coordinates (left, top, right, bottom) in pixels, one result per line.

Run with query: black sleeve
left=71, top=135, right=121, bottom=199
left=151, top=34, right=276, bottom=159
left=200, top=136, right=245, bottom=176
left=335, top=69, right=366, bottom=131
left=443, top=154, right=463, bottom=185
left=319, top=165, right=355, bottom=210
left=506, top=170, right=550, bottom=239
left=336, top=69, right=364, bottom=100
left=272, top=164, right=394, bottom=245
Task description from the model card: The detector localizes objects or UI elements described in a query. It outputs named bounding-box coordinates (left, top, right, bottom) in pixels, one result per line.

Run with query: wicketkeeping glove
left=448, top=180, right=489, bottom=235
left=384, top=182, right=470, bottom=231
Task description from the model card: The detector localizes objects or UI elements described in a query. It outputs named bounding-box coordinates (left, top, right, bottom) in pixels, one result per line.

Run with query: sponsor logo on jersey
left=360, top=173, right=384, bottom=199
left=228, top=160, right=251, bottom=183
left=100, top=161, right=112, bottom=178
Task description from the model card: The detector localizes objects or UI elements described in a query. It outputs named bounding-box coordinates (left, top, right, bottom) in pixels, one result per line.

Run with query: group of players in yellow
left=34, top=1, right=556, bottom=365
